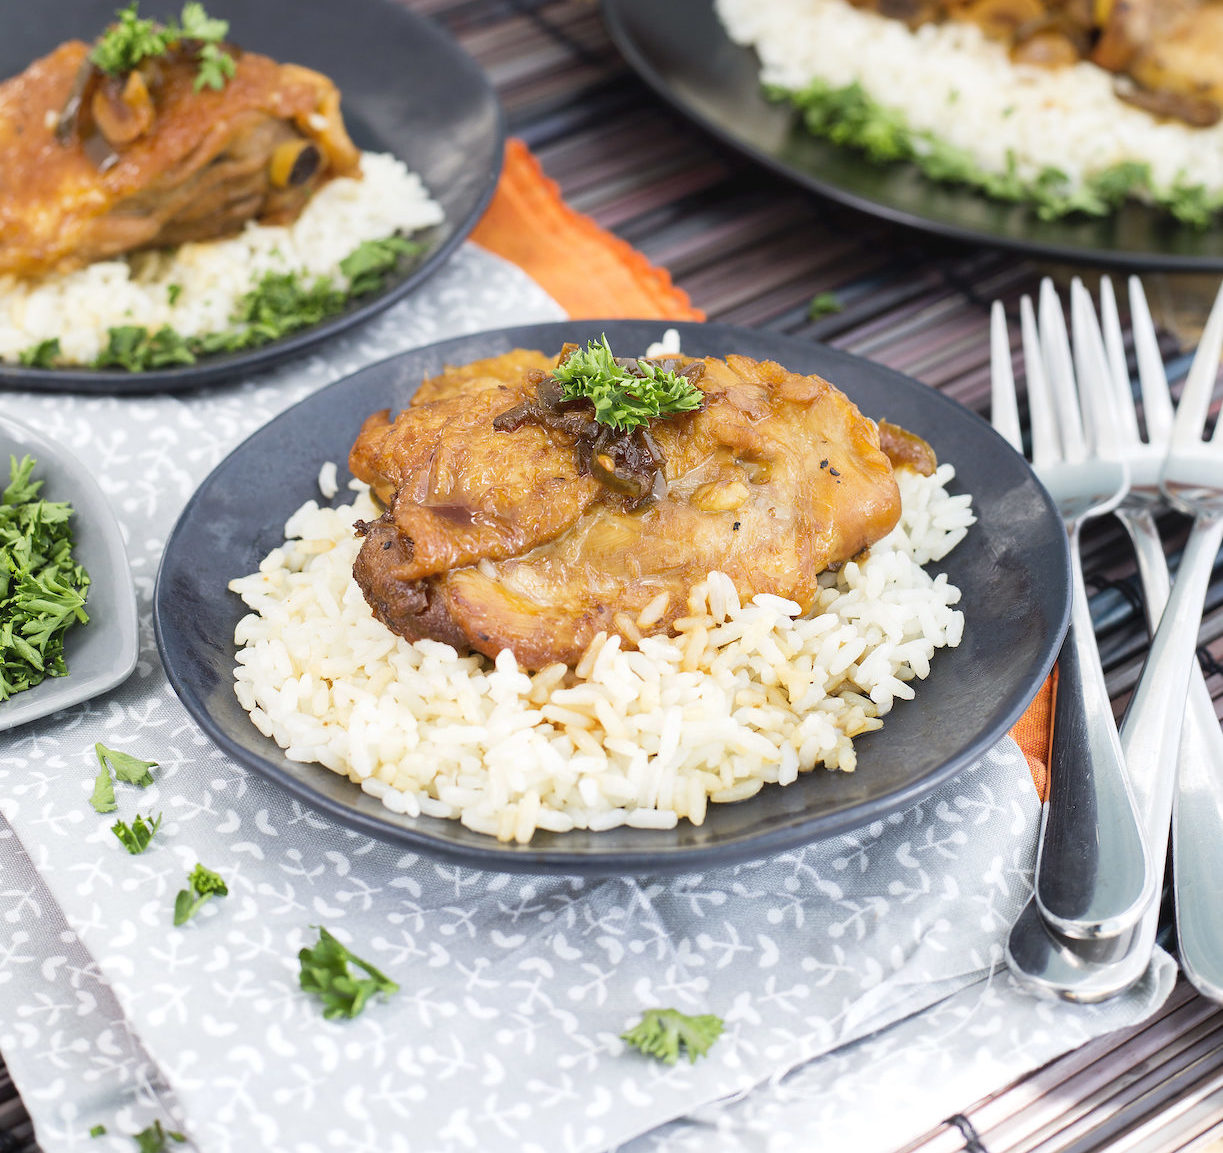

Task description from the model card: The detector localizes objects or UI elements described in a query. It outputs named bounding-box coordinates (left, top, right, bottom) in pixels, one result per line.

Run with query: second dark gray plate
left=154, top=321, right=1070, bottom=874
left=0, top=0, right=503, bottom=393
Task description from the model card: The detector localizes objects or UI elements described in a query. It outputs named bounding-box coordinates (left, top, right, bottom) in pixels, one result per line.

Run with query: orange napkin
left=472, top=138, right=1053, bottom=796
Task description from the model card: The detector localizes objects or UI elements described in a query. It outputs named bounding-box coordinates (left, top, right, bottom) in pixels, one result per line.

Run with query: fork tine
left=1128, top=277, right=1175, bottom=448
left=1097, top=277, right=1142, bottom=446
left=1039, top=278, right=1086, bottom=462
left=990, top=301, right=1023, bottom=453
left=1171, top=280, right=1223, bottom=447
left=1070, top=280, right=1124, bottom=458
left=1021, top=294, right=1062, bottom=469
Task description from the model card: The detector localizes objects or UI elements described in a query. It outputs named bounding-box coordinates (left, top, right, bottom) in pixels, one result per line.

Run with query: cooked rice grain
left=229, top=465, right=974, bottom=843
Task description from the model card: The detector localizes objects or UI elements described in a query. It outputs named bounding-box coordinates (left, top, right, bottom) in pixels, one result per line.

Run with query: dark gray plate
left=154, top=320, right=1070, bottom=874
left=0, top=0, right=503, bottom=394
left=0, top=414, right=139, bottom=730
left=602, top=0, right=1223, bottom=271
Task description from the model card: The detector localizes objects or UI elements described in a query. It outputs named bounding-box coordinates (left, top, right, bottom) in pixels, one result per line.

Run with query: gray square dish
left=0, top=413, right=139, bottom=731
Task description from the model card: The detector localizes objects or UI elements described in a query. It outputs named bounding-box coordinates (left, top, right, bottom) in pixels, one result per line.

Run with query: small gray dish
left=0, top=414, right=139, bottom=731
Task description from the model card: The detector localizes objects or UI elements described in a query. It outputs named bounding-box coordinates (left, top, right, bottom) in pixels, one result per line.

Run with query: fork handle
left=1033, top=526, right=1152, bottom=938
left=1120, top=514, right=1223, bottom=844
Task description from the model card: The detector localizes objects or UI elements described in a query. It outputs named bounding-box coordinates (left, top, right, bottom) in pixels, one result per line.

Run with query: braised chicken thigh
left=349, top=348, right=916, bottom=669
left=0, top=37, right=360, bottom=278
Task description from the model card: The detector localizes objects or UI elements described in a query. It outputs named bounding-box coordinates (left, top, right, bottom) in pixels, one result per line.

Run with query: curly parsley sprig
left=299, top=926, right=399, bottom=1020
left=620, top=1007, right=724, bottom=1065
left=552, top=335, right=704, bottom=433
left=173, top=863, right=228, bottom=925
left=91, top=2, right=236, bottom=93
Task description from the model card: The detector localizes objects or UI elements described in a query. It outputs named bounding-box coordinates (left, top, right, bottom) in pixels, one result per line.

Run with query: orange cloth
left=472, top=137, right=1052, bottom=794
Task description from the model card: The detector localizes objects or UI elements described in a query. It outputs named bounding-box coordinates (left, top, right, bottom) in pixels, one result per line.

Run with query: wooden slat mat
left=3, top=1, right=1222, bottom=1149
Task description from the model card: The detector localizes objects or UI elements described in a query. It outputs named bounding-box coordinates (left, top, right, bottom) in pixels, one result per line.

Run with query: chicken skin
left=349, top=348, right=916, bottom=670
left=0, top=39, right=360, bottom=278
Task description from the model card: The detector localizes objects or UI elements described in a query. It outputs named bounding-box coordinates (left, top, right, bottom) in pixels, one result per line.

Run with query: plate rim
left=154, top=318, right=1071, bottom=874
left=0, top=0, right=506, bottom=395
left=0, top=412, right=140, bottom=731
left=600, top=0, right=1223, bottom=273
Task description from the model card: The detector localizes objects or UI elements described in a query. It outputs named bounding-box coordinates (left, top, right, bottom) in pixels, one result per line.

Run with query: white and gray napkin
left=0, top=245, right=1176, bottom=1153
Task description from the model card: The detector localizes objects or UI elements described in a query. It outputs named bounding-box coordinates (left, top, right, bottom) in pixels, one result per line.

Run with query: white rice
left=228, top=465, right=974, bottom=844
left=0, top=151, right=444, bottom=365
left=716, top=0, right=1223, bottom=211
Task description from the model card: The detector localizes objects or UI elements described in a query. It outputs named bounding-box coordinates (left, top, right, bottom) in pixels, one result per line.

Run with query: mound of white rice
left=716, top=0, right=1223, bottom=214
left=228, top=464, right=974, bottom=844
left=0, top=151, right=443, bottom=365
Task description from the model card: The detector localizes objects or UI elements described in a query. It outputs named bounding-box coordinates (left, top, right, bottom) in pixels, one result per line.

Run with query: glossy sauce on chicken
left=0, top=38, right=360, bottom=278
left=349, top=348, right=932, bottom=670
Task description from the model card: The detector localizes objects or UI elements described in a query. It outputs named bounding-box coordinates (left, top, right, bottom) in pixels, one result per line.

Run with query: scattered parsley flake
left=173, top=863, right=228, bottom=926
left=90, top=764, right=118, bottom=814
left=299, top=926, right=399, bottom=1019
left=132, top=1119, right=187, bottom=1153
left=89, top=1124, right=106, bottom=1138
left=166, top=283, right=183, bottom=306
left=807, top=291, right=843, bottom=320
left=96, top=742, right=157, bottom=787
left=111, top=811, right=162, bottom=854
left=620, top=1007, right=724, bottom=1065
left=552, top=335, right=704, bottom=433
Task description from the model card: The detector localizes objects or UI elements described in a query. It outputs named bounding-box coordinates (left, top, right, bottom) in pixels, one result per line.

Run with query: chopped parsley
left=91, top=235, right=421, bottom=372
left=91, top=2, right=236, bottom=93
left=18, top=338, right=61, bottom=368
left=132, top=1120, right=187, bottom=1153
left=0, top=456, right=90, bottom=702
left=620, top=1007, right=724, bottom=1065
left=807, top=291, right=843, bottom=320
left=552, top=335, right=704, bottom=433
left=772, top=78, right=1223, bottom=226
left=173, top=863, right=228, bottom=926
left=89, top=743, right=156, bottom=814
left=111, top=811, right=162, bottom=854
left=299, top=926, right=399, bottom=1019
left=89, top=1124, right=106, bottom=1138
left=97, top=742, right=157, bottom=786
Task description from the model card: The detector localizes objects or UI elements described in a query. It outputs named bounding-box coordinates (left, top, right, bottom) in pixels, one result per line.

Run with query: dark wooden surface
left=4, top=1, right=1223, bottom=1149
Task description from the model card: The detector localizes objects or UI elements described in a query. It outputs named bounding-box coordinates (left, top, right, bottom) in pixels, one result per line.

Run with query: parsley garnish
left=111, top=811, right=162, bottom=854
left=173, top=863, right=228, bottom=925
left=298, top=926, right=399, bottom=1019
left=97, top=742, right=157, bottom=786
left=620, top=1007, right=724, bottom=1065
left=90, top=764, right=117, bottom=814
left=90, top=234, right=418, bottom=371
left=552, top=335, right=704, bottom=433
left=0, top=455, right=90, bottom=701
left=89, top=1124, right=106, bottom=1137
left=166, top=283, right=183, bottom=306
left=131, top=1120, right=187, bottom=1152
left=18, top=338, right=61, bottom=368
left=772, top=78, right=1223, bottom=227
left=807, top=291, right=843, bottom=320
left=91, top=3, right=235, bottom=93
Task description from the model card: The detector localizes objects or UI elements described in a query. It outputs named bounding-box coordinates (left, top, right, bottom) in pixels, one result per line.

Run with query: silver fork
left=990, top=280, right=1151, bottom=942
left=1005, top=278, right=1223, bottom=1001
